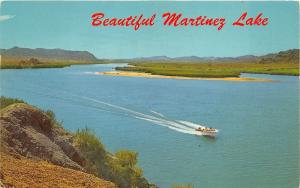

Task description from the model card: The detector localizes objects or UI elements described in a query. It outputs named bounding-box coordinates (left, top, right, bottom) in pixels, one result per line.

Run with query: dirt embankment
left=0, top=103, right=117, bottom=188
left=0, top=152, right=116, bottom=188
left=0, top=103, right=84, bottom=170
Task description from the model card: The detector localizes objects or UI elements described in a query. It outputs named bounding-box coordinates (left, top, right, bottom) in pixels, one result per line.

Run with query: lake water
left=1, top=64, right=298, bottom=188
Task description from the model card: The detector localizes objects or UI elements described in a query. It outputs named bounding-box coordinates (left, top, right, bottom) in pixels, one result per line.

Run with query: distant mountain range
left=1, top=47, right=98, bottom=62
left=132, top=49, right=299, bottom=63
left=132, top=55, right=257, bottom=62
left=1, top=47, right=299, bottom=63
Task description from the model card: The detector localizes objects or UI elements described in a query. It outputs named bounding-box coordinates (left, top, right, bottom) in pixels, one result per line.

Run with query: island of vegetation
left=0, top=97, right=194, bottom=188
left=112, top=49, right=299, bottom=79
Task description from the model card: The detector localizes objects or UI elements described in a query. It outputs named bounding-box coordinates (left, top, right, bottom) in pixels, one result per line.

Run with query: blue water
left=1, top=64, right=299, bottom=188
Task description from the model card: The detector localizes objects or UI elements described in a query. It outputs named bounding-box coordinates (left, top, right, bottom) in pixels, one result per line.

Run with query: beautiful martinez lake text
left=91, top=12, right=269, bottom=31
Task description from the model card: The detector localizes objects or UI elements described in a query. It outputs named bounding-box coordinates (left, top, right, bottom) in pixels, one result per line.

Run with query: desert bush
left=74, top=128, right=149, bottom=188
left=74, top=128, right=110, bottom=177
left=74, top=127, right=106, bottom=159
left=115, top=150, right=138, bottom=167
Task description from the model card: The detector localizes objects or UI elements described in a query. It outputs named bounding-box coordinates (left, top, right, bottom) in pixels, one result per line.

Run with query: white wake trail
left=150, top=110, right=165, bottom=117
left=135, top=116, right=193, bottom=131
left=10, top=82, right=207, bottom=135
left=168, top=127, right=196, bottom=135
left=178, top=120, right=205, bottom=129
left=72, top=95, right=198, bottom=134
left=31, top=89, right=204, bottom=135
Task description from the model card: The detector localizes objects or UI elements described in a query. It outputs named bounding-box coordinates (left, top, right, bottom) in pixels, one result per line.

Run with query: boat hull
left=194, top=129, right=218, bottom=137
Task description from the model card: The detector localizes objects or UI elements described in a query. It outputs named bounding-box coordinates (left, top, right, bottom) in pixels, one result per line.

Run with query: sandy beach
left=96, top=71, right=274, bottom=82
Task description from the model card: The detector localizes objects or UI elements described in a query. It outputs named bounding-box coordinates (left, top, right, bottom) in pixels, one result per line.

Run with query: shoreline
left=96, top=71, right=275, bottom=82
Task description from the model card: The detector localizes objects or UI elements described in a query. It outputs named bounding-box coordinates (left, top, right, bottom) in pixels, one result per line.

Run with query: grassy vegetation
left=42, top=109, right=64, bottom=128
left=0, top=96, right=26, bottom=109
left=116, top=61, right=299, bottom=78
left=0, top=56, right=105, bottom=69
left=74, top=127, right=150, bottom=188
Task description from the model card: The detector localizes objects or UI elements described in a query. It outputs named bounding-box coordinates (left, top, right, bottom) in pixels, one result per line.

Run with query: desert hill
left=1, top=47, right=98, bottom=62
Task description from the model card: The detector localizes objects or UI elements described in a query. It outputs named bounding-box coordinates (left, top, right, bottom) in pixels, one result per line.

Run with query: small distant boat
left=195, top=127, right=218, bottom=137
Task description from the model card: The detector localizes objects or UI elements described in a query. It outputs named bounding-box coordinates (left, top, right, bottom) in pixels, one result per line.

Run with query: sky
left=0, top=1, right=299, bottom=59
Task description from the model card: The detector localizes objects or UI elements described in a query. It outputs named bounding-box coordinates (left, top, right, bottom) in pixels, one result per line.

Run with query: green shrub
left=115, top=150, right=138, bottom=167
left=74, top=127, right=106, bottom=160
left=74, top=128, right=149, bottom=188
left=74, top=127, right=110, bottom=178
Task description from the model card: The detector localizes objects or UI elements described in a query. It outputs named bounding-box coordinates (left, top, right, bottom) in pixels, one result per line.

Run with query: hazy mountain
left=133, top=56, right=171, bottom=61
left=130, top=49, right=298, bottom=63
left=1, top=47, right=98, bottom=61
left=1, top=47, right=298, bottom=64
left=133, top=55, right=210, bottom=61
left=131, top=54, right=259, bottom=62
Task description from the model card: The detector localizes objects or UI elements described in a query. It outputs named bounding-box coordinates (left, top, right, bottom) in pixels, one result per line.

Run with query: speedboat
left=195, top=127, right=218, bottom=137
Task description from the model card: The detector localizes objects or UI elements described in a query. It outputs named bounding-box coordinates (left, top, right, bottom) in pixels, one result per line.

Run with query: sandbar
left=96, top=71, right=274, bottom=82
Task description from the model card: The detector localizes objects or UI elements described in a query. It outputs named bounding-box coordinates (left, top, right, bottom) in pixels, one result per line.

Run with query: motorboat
left=195, top=127, right=218, bottom=137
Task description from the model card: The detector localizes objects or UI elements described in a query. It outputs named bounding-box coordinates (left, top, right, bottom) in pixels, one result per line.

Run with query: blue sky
left=0, top=1, right=298, bottom=59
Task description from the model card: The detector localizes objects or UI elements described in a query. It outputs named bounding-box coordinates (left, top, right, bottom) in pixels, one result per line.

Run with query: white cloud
left=0, top=15, right=14, bottom=22
left=0, top=0, right=15, bottom=22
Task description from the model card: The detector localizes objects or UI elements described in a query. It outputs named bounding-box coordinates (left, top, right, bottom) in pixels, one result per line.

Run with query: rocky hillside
left=0, top=103, right=85, bottom=170
left=0, top=98, right=155, bottom=188
left=0, top=47, right=98, bottom=61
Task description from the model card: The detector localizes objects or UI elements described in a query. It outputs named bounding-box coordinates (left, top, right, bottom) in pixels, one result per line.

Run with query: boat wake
left=150, top=110, right=165, bottom=117
left=3, top=83, right=214, bottom=136
left=70, top=95, right=210, bottom=136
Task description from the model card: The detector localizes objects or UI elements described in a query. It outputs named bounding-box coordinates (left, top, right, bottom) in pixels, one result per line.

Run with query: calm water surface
left=1, top=64, right=298, bottom=188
